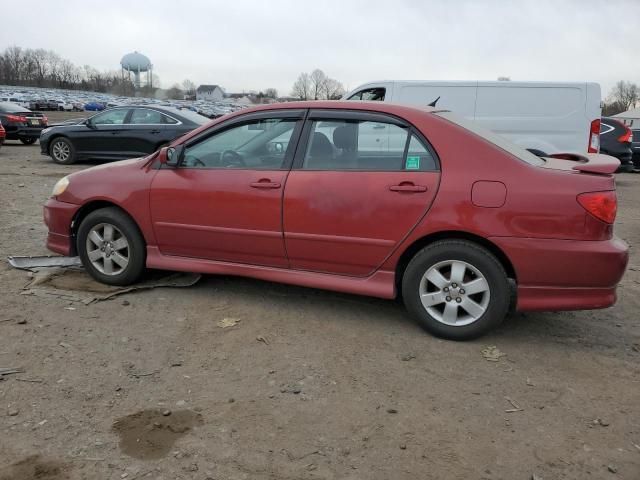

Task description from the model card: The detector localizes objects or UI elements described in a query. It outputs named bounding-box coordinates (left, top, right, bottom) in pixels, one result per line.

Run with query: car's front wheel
left=50, top=137, right=76, bottom=164
left=402, top=240, right=510, bottom=340
left=77, top=207, right=146, bottom=286
left=20, top=137, right=37, bottom=145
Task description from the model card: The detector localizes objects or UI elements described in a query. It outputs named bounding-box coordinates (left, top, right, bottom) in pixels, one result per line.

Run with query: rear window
left=166, top=108, right=209, bottom=125
left=435, top=111, right=544, bottom=166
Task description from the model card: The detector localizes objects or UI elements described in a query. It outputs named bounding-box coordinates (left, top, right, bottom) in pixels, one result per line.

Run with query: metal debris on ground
left=7, top=255, right=82, bottom=270
left=217, top=317, right=240, bottom=328
left=504, top=396, right=524, bottom=413
left=14, top=264, right=201, bottom=305
left=256, top=335, right=269, bottom=345
left=482, top=346, right=506, bottom=362
left=0, top=368, right=24, bottom=378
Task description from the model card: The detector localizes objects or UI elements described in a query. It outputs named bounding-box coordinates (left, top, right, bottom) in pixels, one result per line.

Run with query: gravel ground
left=0, top=125, right=639, bottom=479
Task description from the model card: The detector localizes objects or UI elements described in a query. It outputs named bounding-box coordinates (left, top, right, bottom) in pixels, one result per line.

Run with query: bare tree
left=182, top=79, right=196, bottom=96
left=292, top=72, right=311, bottom=100
left=309, top=69, right=328, bottom=100
left=167, top=83, right=184, bottom=100
left=609, top=80, right=639, bottom=112
left=264, top=87, right=278, bottom=99
left=322, top=77, right=345, bottom=100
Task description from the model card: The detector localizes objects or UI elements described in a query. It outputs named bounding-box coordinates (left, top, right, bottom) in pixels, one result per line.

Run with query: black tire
left=49, top=137, right=76, bottom=164
left=20, top=137, right=37, bottom=145
left=77, top=207, right=146, bottom=286
left=402, top=240, right=510, bottom=340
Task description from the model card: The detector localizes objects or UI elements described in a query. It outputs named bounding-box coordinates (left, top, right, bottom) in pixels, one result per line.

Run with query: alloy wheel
left=419, top=260, right=491, bottom=326
left=52, top=141, right=70, bottom=162
left=85, top=223, right=130, bottom=275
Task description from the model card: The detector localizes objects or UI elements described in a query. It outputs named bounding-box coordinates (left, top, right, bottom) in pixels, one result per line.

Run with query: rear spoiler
left=547, top=153, right=620, bottom=174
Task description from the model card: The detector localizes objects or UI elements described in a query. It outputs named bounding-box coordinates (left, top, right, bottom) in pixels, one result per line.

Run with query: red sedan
left=43, top=102, right=629, bottom=339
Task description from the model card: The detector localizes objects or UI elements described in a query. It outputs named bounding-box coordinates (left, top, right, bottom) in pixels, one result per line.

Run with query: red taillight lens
left=577, top=191, right=617, bottom=224
left=6, top=114, right=27, bottom=123
left=618, top=127, right=632, bottom=143
left=588, top=118, right=600, bottom=153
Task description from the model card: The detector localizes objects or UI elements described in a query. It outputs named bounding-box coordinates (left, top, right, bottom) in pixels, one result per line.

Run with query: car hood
left=74, top=156, right=148, bottom=176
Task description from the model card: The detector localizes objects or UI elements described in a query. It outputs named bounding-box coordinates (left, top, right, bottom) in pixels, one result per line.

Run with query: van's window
left=347, top=88, right=386, bottom=101
left=302, top=119, right=437, bottom=171
left=435, top=111, right=544, bottom=166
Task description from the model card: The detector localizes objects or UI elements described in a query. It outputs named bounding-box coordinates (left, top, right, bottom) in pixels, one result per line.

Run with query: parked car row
left=0, top=85, right=249, bottom=117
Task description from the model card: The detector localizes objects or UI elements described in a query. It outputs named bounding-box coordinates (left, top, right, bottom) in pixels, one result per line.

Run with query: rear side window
left=130, top=109, right=165, bottom=124
left=302, top=119, right=437, bottom=171
left=347, top=88, right=386, bottom=101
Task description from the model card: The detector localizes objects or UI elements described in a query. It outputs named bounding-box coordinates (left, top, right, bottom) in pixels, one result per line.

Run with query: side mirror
left=85, top=118, right=96, bottom=129
left=160, top=145, right=183, bottom=167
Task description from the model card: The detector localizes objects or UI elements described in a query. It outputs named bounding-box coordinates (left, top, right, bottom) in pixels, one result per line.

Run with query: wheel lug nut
left=456, top=297, right=462, bottom=303
left=460, top=289, right=465, bottom=294
left=446, top=296, right=452, bottom=302
left=444, top=287, right=449, bottom=292
left=451, top=283, right=457, bottom=288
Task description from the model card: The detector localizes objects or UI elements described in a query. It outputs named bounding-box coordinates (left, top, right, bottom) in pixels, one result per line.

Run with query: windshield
left=434, top=111, right=544, bottom=166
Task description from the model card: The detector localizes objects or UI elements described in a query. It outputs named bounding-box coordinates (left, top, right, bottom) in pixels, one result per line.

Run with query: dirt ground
left=1, top=114, right=639, bottom=479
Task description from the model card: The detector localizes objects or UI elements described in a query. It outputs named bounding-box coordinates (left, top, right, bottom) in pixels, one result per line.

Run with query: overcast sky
left=1, top=0, right=638, bottom=97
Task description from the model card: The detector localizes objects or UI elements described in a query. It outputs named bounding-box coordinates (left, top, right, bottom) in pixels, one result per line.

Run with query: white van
left=343, top=81, right=602, bottom=154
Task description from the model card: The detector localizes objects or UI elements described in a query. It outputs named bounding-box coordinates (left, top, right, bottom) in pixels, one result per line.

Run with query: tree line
left=0, top=45, right=153, bottom=96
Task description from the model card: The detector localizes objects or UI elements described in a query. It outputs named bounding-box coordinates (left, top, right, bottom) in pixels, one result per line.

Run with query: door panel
left=283, top=171, right=439, bottom=276
left=150, top=169, right=289, bottom=267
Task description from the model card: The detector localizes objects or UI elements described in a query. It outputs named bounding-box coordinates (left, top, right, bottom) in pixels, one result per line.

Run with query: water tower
left=120, top=51, right=153, bottom=89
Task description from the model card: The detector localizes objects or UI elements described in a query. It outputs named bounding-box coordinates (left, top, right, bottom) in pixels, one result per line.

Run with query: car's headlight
left=41, top=127, right=51, bottom=135
left=52, top=176, right=69, bottom=197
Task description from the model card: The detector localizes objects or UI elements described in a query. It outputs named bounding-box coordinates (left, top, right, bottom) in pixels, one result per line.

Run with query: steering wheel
left=220, top=150, right=245, bottom=167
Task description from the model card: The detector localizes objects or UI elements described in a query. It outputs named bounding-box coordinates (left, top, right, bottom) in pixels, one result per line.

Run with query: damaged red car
left=43, top=101, right=629, bottom=339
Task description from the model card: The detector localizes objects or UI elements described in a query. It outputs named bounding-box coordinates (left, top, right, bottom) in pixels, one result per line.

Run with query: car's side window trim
left=174, top=110, right=307, bottom=171
left=293, top=109, right=440, bottom=172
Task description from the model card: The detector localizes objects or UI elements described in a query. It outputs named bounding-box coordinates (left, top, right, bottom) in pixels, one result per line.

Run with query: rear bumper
left=5, top=126, right=44, bottom=140
left=490, top=235, right=629, bottom=311
left=43, top=198, right=79, bottom=256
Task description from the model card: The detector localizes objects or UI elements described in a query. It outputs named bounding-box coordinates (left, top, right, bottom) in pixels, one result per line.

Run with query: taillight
left=588, top=118, right=600, bottom=153
left=6, top=114, right=27, bottom=123
left=618, top=126, right=632, bottom=143
left=577, top=191, right=617, bottom=224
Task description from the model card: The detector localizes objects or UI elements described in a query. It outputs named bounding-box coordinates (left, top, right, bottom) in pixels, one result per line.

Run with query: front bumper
left=43, top=198, right=80, bottom=256
left=490, top=235, right=629, bottom=311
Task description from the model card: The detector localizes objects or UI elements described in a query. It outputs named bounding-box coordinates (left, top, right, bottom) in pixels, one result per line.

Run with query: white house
left=614, top=107, right=640, bottom=128
left=196, top=84, right=224, bottom=101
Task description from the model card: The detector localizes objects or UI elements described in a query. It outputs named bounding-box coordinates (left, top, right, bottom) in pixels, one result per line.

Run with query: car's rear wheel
left=77, top=207, right=146, bottom=286
left=20, top=137, right=37, bottom=145
left=50, top=137, right=76, bottom=164
left=402, top=240, right=510, bottom=340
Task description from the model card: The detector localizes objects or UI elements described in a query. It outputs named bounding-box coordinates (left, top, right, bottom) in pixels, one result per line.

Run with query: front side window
left=130, top=109, right=166, bottom=125
left=182, top=118, right=298, bottom=169
left=91, top=109, right=129, bottom=125
left=302, top=119, right=436, bottom=171
left=347, top=87, right=386, bottom=101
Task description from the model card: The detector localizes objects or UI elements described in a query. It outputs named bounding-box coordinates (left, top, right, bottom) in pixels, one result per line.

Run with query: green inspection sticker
left=405, top=156, right=420, bottom=170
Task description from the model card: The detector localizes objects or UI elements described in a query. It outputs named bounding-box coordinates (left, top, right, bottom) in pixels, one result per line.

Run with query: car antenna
left=427, top=96, right=440, bottom=107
